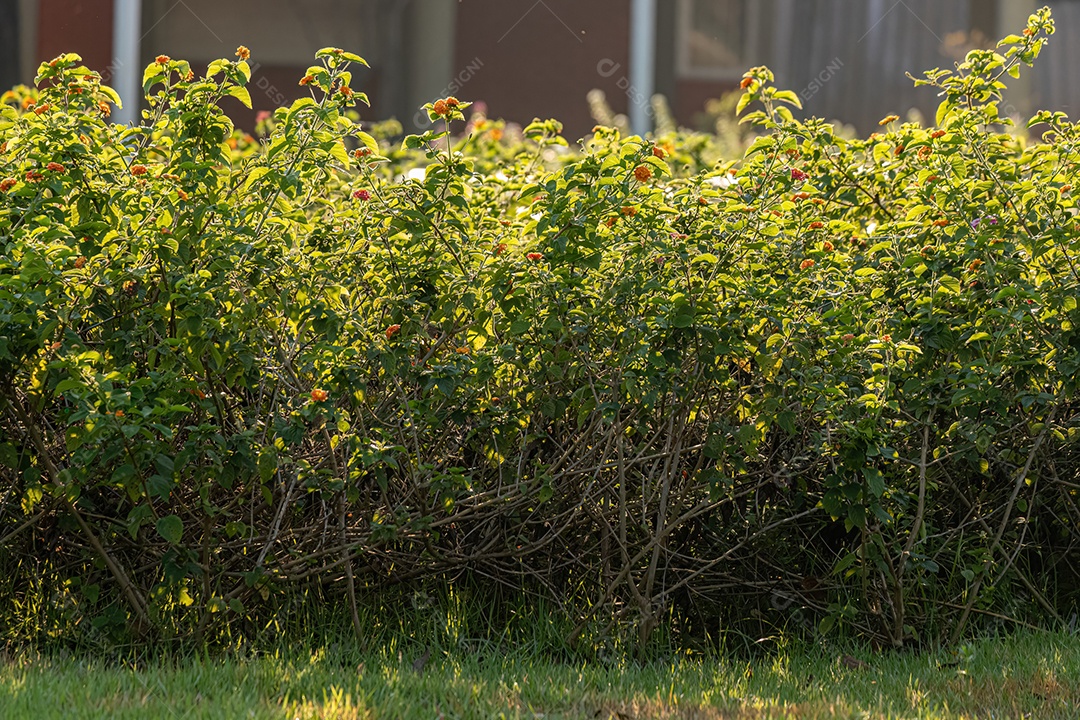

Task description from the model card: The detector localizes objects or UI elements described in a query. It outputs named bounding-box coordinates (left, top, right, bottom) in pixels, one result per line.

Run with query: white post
left=629, top=0, right=656, bottom=137
left=111, top=0, right=142, bottom=126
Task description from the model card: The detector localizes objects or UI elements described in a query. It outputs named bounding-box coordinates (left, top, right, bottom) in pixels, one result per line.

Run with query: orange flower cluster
left=310, top=388, right=329, bottom=402
left=633, top=165, right=652, bottom=182
left=0, top=178, right=16, bottom=192
left=130, top=164, right=148, bottom=176
left=235, top=46, right=250, bottom=60
left=800, top=259, right=815, bottom=270
left=385, top=324, right=401, bottom=340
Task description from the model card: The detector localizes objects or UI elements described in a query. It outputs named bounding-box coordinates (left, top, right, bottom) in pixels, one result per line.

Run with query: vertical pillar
left=629, top=0, right=656, bottom=136
left=407, top=0, right=454, bottom=125
left=112, top=0, right=141, bottom=125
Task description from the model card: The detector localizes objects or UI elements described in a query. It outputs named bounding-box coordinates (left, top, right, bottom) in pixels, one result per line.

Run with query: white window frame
left=675, top=0, right=760, bottom=81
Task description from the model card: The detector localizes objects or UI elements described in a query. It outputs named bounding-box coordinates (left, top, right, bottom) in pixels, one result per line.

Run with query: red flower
left=24, top=170, right=43, bottom=183
left=353, top=147, right=371, bottom=159
left=352, top=189, right=371, bottom=201
left=652, top=146, right=665, bottom=159
left=46, top=162, right=65, bottom=173
left=620, top=206, right=638, bottom=217
left=299, top=75, right=315, bottom=86
left=310, top=388, right=329, bottom=402
left=385, top=324, right=401, bottom=340
left=809, top=221, right=824, bottom=229
left=931, top=130, right=946, bottom=139
left=633, top=165, right=652, bottom=182
left=527, top=252, right=544, bottom=261
left=33, top=103, right=50, bottom=115
left=130, top=164, right=148, bottom=176
left=432, top=99, right=449, bottom=117
left=800, top=259, right=815, bottom=270
left=445, top=96, right=460, bottom=108
left=156, top=55, right=170, bottom=65
left=790, top=168, right=808, bottom=182
left=496, top=243, right=508, bottom=255
left=792, top=192, right=810, bottom=201
left=739, top=76, right=754, bottom=90
left=823, top=241, right=834, bottom=252
left=0, top=178, right=16, bottom=192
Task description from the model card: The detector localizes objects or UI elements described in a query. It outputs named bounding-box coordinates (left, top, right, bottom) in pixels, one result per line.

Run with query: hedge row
left=1, top=9, right=1078, bottom=650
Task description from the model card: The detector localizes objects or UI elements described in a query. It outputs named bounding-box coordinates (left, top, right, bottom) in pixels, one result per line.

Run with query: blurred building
left=5, top=0, right=1078, bottom=137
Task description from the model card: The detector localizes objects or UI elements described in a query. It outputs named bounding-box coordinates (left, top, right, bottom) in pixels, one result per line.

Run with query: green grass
left=2, top=630, right=1079, bottom=719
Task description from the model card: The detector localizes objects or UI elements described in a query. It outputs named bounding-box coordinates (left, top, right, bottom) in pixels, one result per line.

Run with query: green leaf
left=937, top=275, right=961, bottom=294
left=772, top=89, right=803, bottom=109
left=966, top=332, right=992, bottom=344
left=356, top=132, right=379, bottom=155
left=142, top=63, right=165, bottom=92
left=99, top=85, right=122, bottom=109
left=863, top=468, right=885, bottom=498
left=226, top=85, right=252, bottom=109
left=340, top=51, right=368, bottom=66
left=156, top=515, right=184, bottom=545
left=935, top=100, right=952, bottom=127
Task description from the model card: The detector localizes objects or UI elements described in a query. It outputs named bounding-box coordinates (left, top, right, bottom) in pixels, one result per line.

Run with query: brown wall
left=453, top=0, right=631, bottom=140
left=36, top=0, right=112, bottom=72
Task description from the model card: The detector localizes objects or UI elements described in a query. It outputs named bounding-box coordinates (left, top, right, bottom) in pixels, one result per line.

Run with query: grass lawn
left=2, top=630, right=1078, bottom=719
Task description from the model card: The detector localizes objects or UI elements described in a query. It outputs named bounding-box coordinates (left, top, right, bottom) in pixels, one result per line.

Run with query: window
left=676, top=0, right=758, bottom=80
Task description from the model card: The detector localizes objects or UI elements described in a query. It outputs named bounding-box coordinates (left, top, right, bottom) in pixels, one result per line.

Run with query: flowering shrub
left=1, top=9, right=1079, bottom=650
